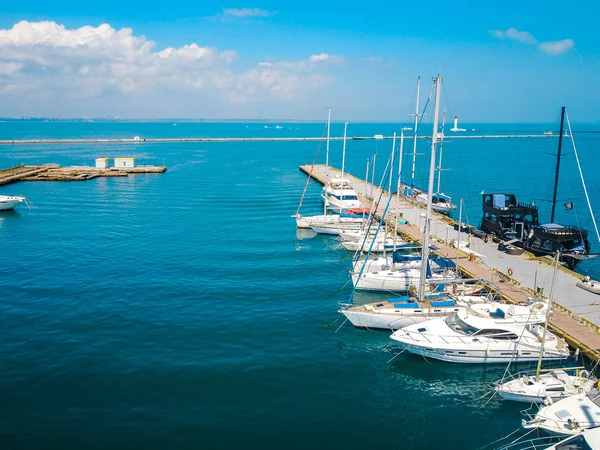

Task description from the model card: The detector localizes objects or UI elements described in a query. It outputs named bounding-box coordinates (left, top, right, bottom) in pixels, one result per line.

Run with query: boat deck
left=300, top=164, right=600, bottom=362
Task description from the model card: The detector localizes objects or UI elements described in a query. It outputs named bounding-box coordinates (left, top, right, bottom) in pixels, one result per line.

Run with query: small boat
left=495, top=369, right=597, bottom=403
left=0, top=195, right=27, bottom=211
left=522, top=389, right=600, bottom=435
left=576, top=277, right=600, bottom=295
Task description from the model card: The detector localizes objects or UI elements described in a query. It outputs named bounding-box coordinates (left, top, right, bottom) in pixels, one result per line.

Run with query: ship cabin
left=480, top=193, right=538, bottom=241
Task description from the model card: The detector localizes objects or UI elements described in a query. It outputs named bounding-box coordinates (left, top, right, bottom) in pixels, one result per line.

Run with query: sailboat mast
left=325, top=107, right=332, bottom=167
left=340, top=122, right=348, bottom=214
left=410, top=76, right=421, bottom=187
left=550, top=106, right=566, bottom=224
left=437, top=109, right=446, bottom=194
left=389, top=132, right=396, bottom=195
left=418, top=75, right=442, bottom=301
left=394, top=129, right=407, bottom=251
left=535, top=252, right=560, bottom=381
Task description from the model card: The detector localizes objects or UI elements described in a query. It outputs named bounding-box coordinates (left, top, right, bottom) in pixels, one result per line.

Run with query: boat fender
left=545, top=396, right=553, bottom=405
left=484, top=235, right=489, bottom=243
left=508, top=268, right=514, bottom=277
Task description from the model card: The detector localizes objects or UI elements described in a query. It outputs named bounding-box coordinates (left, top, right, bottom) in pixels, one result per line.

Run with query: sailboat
left=0, top=195, right=27, bottom=211
left=415, top=110, right=456, bottom=215
left=479, top=107, right=594, bottom=270
left=295, top=111, right=364, bottom=230
left=350, top=76, right=462, bottom=293
left=522, top=389, right=600, bottom=435
left=494, top=253, right=597, bottom=402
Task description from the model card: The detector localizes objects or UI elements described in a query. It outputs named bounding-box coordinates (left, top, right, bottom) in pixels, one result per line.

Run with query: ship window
left=546, top=386, right=566, bottom=392
left=458, top=352, right=467, bottom=355
left=341, top=195, right=358, bottom=201
left=532, top=238, right=542, bottom=248
left=474, top=329, right=519, bottom=340
left=445, top=313, right=479, bottom=335
left=542, top=240, right=554, bottom=250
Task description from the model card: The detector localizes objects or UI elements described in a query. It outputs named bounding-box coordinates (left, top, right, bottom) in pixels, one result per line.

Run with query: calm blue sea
left=1, top=120, right=599, bottom=449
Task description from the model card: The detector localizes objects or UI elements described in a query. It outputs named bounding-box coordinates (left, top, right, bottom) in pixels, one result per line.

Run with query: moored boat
left=0, top=195, right=27, bottom=211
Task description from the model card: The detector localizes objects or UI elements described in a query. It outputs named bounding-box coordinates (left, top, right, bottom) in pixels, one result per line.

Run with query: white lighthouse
left=450, top=116, right=466, bottom=132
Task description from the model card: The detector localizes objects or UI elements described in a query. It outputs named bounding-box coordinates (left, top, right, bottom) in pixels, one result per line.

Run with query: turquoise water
left=1, top=121, right=599, bottom=449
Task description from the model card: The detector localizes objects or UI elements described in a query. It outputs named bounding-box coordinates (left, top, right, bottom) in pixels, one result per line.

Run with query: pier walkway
left=300, top=164, right=600, bottom=362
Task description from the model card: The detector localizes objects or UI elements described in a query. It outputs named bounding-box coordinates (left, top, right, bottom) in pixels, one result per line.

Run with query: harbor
left=300, top=163, right=600, bottom=363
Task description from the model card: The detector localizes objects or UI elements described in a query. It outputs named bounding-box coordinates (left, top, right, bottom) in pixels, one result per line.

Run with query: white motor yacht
left=321, top=177, right=363, bottom=211
left=390, top=303, right=570, bottom=364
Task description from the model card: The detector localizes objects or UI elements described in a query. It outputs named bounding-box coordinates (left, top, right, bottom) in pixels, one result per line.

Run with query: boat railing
left=398, top=329, right=547, bottom=347
left=495, top=436, right=562, bottom=450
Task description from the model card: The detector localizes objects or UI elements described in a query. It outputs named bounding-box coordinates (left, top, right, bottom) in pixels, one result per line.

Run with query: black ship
left=479, top=107, right=591, bottom=270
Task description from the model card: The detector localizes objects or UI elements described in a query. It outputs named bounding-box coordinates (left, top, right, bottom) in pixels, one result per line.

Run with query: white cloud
left=538, top=38, right=575, bottom=55
left=222, top=7, right=275, bottom=18
left=489, top=27, right=537, bottom=44
left=309, top=53, right=344, bottom=63
left=0, top=21, right=336, bottom=115
left=489, top=27, right=574, bottom=55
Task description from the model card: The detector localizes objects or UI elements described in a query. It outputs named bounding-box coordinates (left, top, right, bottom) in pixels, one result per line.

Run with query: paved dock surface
left=300, top=164, right=600, bottom=362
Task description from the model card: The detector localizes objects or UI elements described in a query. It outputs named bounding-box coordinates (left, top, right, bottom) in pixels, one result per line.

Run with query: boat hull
left=392, top=341, right=568, bottom=364
left=0, top=196, right=26, bottom=211
left=341, top=308, right=458, bottom=330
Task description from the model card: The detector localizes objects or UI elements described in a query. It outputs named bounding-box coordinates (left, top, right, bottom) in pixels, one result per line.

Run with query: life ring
left=508, top=268, right=514, bottom=277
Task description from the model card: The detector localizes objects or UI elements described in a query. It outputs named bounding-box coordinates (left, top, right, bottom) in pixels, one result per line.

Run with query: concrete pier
left=0, top=135, right=557, bottom=145
left=300, top=164, right=600, bottom=363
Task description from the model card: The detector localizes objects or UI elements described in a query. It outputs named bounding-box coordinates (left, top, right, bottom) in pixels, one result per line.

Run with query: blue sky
left=0, top=1, right=598, bottom=122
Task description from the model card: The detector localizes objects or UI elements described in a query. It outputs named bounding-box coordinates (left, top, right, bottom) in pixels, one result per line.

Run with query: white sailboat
left=496, top=428, right=600, bottom=450
left=340, top=288, right=490, bottom=330
left=496, top=369, right=597, bottom=403
left=495, top=253, right=598, bottom=402
left=522, top=389, right=600, bottom=435
left=350, top=76, right=462, bottom=293
left=0, top=195, right=27, bottom=211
